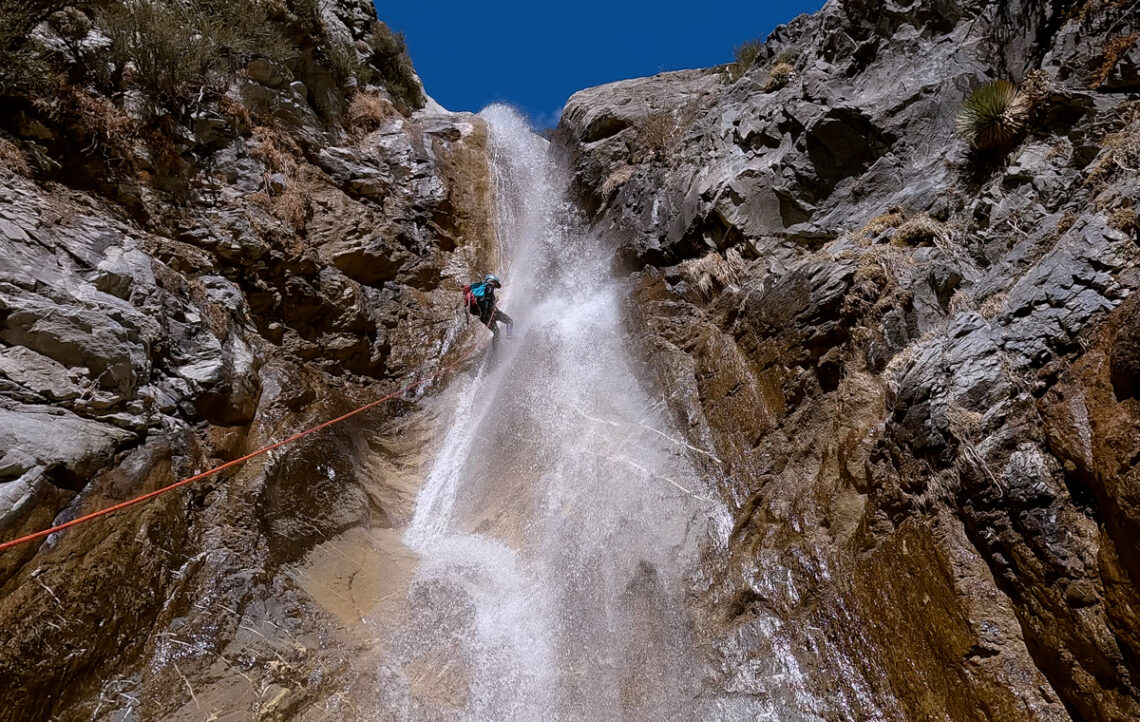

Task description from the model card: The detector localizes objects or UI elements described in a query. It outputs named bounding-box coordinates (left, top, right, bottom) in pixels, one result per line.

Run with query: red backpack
left=462, top=284, right=479, bottom=315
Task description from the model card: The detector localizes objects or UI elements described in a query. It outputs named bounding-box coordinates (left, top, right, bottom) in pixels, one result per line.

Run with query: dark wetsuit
left=471, top=282, right=514, bottom=338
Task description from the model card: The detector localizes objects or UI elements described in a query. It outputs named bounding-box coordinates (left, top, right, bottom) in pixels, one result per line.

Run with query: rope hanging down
left=0, top=347, right=480, bottom=554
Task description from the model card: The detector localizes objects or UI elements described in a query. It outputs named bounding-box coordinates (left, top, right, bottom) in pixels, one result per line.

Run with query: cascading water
left=372, top=105, right=766, bottom=721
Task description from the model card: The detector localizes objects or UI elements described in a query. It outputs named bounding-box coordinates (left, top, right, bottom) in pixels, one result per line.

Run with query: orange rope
left=0, top=346, right=481, bottom=554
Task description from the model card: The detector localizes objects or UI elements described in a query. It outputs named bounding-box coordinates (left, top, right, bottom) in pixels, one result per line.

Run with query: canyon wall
left=3, top=0, right=1140, bottom=719
left=555, top=0, right=1140, bottom=718
left=0, top=1, right=496, bottom=718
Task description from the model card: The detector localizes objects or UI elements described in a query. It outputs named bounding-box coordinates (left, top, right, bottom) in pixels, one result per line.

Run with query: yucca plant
left=956, top=80, right=1030, bottom=151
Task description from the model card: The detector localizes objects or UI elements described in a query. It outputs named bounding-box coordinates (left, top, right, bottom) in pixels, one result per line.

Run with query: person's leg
left=493, top=309, right=514, bottom=337
left=478, top=301, right=494, bottom=328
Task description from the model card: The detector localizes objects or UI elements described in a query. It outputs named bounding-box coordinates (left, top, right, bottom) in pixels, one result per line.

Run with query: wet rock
left=321, top=233, right=411, bottom=286
left=1110, top=296, right=1140, bottom=399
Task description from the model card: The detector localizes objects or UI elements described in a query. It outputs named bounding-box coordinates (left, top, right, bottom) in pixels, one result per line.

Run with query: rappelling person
left=463, top=274, right=514, bottom=339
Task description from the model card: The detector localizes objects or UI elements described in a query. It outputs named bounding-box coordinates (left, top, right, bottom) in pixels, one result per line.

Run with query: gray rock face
left=558, top=0, right=1140, bottom=717
left=0, top=116, right=488, bottom=721
left=0, top=1, right=496, bottom=716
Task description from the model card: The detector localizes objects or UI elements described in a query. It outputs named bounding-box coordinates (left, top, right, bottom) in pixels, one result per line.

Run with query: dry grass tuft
left=680, top=248, right=748, bottom=298
left=1056, top=213, right=1079, bottom=235
left=638, top=113, right=680, bottom=155
left=858, top=243, right=916, bottom=287
left=763, top=62, right=795, bottom=92
left=1108, top=206, right=1139, bottom=234
left=860, top=209, right=906, bottom=239
left=979, top=292, right=1008, bottom=320
left=947, top=404, right=985, bottom=447
left=142, top=121, right=179, bottom=168
left=948, top=289, right=977, bottom=315
left=882, top=336, right=922, bottom=395
left=1019, top=69, right=1052, bottom=121
left=33, top=84, right=135, bottom=166
left=632, top=105, right=698, bottom=165
left=216, top=95, right=251, bottom=130
left=892, top=213, right=946, bottom=247
left=726, top=39, right=763, bottom=81
left=0, top=138, right=30, bottom=174
left=1076, top=0, right=1133, bottom=22
left=250, top=125, right=299, bottom=174
left=346, top=92, right=395, bottom=137
left=250, top=168, right=313, bottom=232
left=247, top=124, right=312, bottom=232
left=601, top=165, right=635, bottom=201
left=1094, top=34, right=1139, bottom=88
left=1085, top=105, right=1140, bottom=187
left=252, top=186, right=309, bottom=231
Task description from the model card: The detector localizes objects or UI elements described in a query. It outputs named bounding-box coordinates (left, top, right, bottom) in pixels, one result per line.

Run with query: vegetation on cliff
left=955, top=79, right=1030, bottom=151
left=0, top=0, right=426, bottom=217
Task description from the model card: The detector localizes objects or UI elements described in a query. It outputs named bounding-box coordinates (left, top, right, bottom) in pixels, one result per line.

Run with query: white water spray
left=385, top=105, right=726, bottom=721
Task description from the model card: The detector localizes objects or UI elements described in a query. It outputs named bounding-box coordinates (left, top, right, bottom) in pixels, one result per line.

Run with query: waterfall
left=377, top=105, right=752, bottom=720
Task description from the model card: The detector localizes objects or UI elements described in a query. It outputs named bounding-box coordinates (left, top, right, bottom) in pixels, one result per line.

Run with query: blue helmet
left=484, top=274, right=501, bottom=287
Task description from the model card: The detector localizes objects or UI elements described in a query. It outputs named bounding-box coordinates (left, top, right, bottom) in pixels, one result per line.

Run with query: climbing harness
left=0, top=345, right=484, bottom=554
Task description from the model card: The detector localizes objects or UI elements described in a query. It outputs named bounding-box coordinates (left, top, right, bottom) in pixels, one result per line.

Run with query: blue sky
left=372, top=1, right=822, bottom=129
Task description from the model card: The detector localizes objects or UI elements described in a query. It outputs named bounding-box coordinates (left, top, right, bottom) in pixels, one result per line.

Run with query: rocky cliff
left=555, top=0, right=1140, bottom=719
left=3, top=0, right=1140, bottom=719
left=0, top=1, right=496, bottom=718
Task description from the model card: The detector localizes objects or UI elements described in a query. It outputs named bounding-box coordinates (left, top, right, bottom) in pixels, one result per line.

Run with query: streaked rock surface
left=555, top=0, right=1140, bottom=718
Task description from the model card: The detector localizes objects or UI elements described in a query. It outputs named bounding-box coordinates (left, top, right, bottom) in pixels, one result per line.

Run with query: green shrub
left=286, top=0, right=324, bottom=37
left=326, top=39, right=370, bottom=87
left=100, top=0, right=211, bottom=116
left=0, top=0, right=89, bottom=95
left=366, top=20, right=424, bottom=111
left=98, top=0, right=292, bottom=118
left=47, top=7, right=92, bottom=64
left=955, top=79, right=1029, bottom=151
left=773, top=49, right=798, bottom=66
left=726, top=38, right=763, bottom=81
